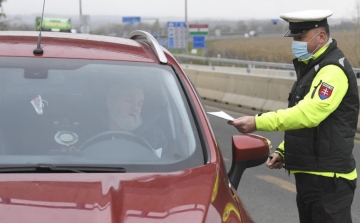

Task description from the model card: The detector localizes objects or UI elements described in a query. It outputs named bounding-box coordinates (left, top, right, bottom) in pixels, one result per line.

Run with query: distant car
left=249, top=30, right=257, bottom=37
left=35, top=16, right=72, bottom=32
left=0, top=30, right=271, bottom=222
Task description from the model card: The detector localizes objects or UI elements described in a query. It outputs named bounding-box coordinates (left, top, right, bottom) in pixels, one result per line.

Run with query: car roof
left=0, top=31, right=169, bottom=64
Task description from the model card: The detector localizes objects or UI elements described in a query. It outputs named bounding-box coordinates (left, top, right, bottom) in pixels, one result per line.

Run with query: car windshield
left=0, top=57, right=204, bottom=172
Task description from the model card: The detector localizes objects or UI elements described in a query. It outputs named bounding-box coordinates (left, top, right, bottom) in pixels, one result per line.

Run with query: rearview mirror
left=227, top=134, right=271, bottom=189
left=24, top=68, right=48, bottom=79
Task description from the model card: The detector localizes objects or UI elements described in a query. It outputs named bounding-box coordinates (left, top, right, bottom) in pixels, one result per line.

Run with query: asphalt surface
left=205, top=103, right=360, bottom=223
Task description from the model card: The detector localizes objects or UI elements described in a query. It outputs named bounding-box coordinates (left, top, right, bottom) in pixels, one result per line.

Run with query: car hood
left=0, top=164, right=220, bottom=223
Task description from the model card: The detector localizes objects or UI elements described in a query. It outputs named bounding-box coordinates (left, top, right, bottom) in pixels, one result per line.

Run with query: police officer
left=228, top=10, right=358, bottom=223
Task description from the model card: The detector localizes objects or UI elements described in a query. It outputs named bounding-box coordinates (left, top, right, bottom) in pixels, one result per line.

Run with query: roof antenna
left=33, top=0, right=46, bottom=55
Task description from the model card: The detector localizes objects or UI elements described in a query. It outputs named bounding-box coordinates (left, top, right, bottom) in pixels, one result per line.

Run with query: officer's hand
left=227, top=116, right=256, bottom=133
left=266, top=153, right=284, bottom=169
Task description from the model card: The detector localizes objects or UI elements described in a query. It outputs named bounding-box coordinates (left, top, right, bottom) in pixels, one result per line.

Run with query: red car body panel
left=0, top=32, right=157, bottom=62
left=0, top=164, right=248, bottom=223
left=0, top=31, right=255, bottom=223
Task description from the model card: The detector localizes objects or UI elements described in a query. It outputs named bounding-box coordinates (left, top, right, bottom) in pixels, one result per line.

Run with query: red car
left=0, top=30, right=271, bottom=223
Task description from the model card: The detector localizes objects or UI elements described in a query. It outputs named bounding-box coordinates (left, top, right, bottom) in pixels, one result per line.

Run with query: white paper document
left=207, top=111, right=235, bottom=121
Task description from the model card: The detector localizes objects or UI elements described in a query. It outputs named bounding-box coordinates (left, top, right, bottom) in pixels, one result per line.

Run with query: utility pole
left=185, top=0, right=188, bottom=55
left=79, top=0, right=82, bottom=33
left=157, top=18, right=160, bottom=40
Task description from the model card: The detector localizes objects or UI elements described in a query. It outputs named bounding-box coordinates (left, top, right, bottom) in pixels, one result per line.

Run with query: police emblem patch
left=318, top=82, right=334, bottom=100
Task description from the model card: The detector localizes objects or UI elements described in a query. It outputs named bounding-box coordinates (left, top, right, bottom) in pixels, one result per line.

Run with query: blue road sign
left=167, top=22, right=186, bottom=49
left=122, top=17, right=141, bottom=24
left=193, top=36, right=205, bottom=48
left=271, top=18, right=279, bottom=25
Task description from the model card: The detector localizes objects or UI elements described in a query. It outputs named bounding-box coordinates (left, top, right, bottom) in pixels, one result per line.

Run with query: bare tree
left=351, top=0, right=360, bottom=66
left=0, top=0, right=6, bottom=18
left=0, top=0, right=7, bottom=30
left=342, top=0, right=360, bottom=67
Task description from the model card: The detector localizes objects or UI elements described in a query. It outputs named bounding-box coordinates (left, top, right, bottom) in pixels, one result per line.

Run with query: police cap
left=280, top=10, right=333, bottom=37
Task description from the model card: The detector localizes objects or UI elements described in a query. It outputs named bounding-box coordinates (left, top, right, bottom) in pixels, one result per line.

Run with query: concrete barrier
left=184, top=68, right=292, bottom=112
left=183, top=66, right=360, bottom=132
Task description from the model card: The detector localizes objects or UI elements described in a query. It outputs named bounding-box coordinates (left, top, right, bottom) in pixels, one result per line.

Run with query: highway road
left=205, top=104, right=360, bottom=223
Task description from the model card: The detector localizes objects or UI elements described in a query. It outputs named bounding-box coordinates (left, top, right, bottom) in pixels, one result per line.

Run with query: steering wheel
left=79, top=130, right=154, bottom=151
left=80, top=103, right=168, bottom=152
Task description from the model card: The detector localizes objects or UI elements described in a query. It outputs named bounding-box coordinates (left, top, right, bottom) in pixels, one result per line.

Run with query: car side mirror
left=227, top=134, right=271, bottom=189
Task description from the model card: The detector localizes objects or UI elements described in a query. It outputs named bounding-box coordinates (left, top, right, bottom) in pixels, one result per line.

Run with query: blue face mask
left=291, top=32, right=320, bottom=60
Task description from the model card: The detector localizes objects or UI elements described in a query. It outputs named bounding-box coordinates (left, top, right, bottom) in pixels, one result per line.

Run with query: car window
left=0, top=57, right=204, bottom=172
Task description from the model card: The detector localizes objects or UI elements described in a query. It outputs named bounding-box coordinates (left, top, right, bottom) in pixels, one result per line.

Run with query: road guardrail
left=175, top=54, right=360, bottom=75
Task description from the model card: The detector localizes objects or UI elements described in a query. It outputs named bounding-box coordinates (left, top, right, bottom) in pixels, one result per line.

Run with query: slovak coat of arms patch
left=318, top=82, right=334, bottom=100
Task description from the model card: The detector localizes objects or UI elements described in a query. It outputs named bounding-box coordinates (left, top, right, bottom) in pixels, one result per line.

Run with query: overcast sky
left=2, top=0, right=358, bottom=21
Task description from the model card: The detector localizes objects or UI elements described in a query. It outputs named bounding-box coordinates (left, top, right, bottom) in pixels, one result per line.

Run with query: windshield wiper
left=0, top=164, right=126, bottom=173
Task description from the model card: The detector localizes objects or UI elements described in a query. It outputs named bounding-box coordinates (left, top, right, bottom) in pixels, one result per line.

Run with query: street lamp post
left=185, top=0, right=188, bottom=55
left=156, top=18, right=160, bottom=40
left=79, top=0, right=83, bottom=33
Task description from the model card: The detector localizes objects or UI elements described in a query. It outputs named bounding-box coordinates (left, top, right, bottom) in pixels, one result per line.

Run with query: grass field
left=196, top=31, right=360, bottom=68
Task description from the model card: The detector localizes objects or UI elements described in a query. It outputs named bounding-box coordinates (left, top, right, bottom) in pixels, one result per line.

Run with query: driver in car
left=106, top=82, right=144, bottom=132
left=105, top=82, right=167, bottom=158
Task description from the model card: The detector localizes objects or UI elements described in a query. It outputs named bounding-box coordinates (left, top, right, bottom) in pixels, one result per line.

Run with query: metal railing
left=174, top=54, right=360, bottom=74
